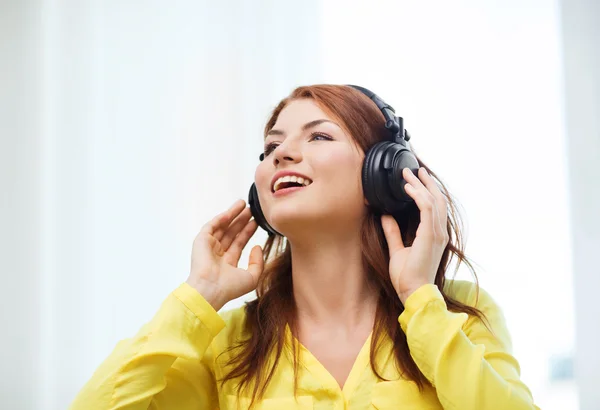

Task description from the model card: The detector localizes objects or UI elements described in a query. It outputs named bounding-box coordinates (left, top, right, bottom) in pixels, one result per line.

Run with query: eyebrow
left=266, top=119, right=339, bottom=137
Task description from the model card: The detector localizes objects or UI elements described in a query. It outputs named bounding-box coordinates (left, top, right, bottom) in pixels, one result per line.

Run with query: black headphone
left=248, top=85, right=419, bottom=236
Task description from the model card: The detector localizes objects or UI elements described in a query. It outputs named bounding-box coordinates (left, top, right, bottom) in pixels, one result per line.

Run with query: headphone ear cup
left=362, top=141, right=418, bottom=214
left=248, top=183, right=278, bottom=236
left=362, top=141, right=390, bottom=212
left=389, top=150, right=419, bottom=204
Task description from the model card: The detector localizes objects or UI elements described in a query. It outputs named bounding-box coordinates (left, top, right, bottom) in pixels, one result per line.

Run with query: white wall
left=559, top=0, right=600, bottom=409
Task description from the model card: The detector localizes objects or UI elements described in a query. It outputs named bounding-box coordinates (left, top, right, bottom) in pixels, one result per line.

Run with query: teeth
left=273, top=175, right=313, bottom=192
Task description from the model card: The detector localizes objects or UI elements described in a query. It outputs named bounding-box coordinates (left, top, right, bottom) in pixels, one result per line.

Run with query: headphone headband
left=347, top=84, right=411, bottom=146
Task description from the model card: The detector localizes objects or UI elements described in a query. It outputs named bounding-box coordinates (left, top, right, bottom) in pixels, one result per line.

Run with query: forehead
left=273, top=99, right=333, bottom=129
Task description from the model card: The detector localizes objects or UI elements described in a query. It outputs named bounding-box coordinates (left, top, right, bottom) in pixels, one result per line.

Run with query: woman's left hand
left=381, top=167, right=450, bottom=305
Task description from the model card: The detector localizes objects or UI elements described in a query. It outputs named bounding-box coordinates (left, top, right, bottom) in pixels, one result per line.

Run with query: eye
left=310, top=132, right=333, bottom=141
left=262, top=133, right=332, bottom=158
left=263, top=142, right=279, bottom=157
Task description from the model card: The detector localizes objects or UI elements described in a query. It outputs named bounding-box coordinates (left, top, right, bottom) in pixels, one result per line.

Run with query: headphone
left=248, top=85, right=419, bottom=236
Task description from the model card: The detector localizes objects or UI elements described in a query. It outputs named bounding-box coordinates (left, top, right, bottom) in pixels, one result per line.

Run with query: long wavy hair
left=218, top=85, right=487, bottom=407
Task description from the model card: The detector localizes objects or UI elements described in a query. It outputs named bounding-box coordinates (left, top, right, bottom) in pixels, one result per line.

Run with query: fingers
left=381, top=214, right=404, bottom=253
left=403, top=167, right=435, bottom=235
left=201, top=199, right=246, bottom=239
left=246, top=245, right=264, bottom=283
left=403, top=167, right=447, bottom=240
left=415, top=167, right=449, bottom=227
left=223, top=219, right=259, bottom=266
left=220, top=207, right=252, bottom=250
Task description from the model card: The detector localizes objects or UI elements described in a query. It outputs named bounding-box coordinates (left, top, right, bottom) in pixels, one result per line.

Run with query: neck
left=288, top=228, right=378, bottom=329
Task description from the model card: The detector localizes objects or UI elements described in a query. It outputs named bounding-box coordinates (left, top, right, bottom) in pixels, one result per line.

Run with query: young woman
left=70, top=85, right=539, bottom=409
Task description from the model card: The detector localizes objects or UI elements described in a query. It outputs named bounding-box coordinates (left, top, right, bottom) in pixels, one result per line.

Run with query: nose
left=272, top=139, right=302, bottom=165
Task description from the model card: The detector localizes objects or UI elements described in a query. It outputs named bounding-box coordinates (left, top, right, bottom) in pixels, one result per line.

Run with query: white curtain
left=318, top=1, right=579, bottom=409
left=560, top=0, right=600, bottom=408
left=1, top=1, right=322, bottom=409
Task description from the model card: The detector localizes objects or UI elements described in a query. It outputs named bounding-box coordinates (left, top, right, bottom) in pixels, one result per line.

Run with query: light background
left=1, top=0, right=598, bottom=409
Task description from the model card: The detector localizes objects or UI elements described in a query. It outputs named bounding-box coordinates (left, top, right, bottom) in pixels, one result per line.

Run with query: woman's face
left=254, top=99, right=367, bottom=237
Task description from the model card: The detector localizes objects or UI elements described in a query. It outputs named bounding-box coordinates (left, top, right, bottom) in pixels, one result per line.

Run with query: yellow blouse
left=69, top=280, right=539, bottom=409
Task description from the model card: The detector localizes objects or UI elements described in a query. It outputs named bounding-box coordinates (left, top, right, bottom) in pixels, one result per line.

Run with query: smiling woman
left=254, top=98, right=368, bottom=238
left=69, top=85, right=540, bottom=410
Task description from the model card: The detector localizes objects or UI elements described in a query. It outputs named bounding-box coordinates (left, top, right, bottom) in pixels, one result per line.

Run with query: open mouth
left=272, top=175, right=313, bottom=193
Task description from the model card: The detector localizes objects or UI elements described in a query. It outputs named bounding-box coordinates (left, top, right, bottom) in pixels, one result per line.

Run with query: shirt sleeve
left=69, top=282, right=226, bottom=410
left=398, top=283, right=540, bottom=410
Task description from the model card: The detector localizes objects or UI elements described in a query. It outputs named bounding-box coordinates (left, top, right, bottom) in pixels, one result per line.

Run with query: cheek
left=315, top=150, right=364, bottom=197
left=254, top=163, right=271, bottom=194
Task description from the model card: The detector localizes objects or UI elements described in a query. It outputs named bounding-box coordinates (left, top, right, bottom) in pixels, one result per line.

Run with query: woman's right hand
left=186, top=199, right=264, bottom=311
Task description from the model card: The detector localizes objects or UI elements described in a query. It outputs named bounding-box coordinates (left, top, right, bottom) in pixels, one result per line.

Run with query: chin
left=266, top=201, right=327, bottom=234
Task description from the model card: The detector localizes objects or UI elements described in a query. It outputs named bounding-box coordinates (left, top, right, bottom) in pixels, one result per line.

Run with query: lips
left=271, top=172, right=313, bottom=193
